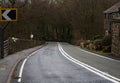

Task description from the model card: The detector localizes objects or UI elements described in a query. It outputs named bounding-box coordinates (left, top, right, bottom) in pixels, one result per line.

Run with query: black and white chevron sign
left=1, top=8, right=17, bottom=22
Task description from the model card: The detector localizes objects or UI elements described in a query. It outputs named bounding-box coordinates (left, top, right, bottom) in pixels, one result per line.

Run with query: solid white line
left=18, top=49, right=40, bottom=82
left=18, top=58, right=27, bottom=82
left=78, top=47, right=120, bottom=63
left=58, top=43, right=120, bottom=83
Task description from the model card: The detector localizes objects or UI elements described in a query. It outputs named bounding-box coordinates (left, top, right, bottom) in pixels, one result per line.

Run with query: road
left=11, top=42, right=120, bottom=83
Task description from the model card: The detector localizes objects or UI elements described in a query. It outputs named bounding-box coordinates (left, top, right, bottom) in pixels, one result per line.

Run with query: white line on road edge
left=18, top=49, right=40, bottom=82
left=78, top=47, right=120, bottom=63
left=58, top=43, right=120, bottom=83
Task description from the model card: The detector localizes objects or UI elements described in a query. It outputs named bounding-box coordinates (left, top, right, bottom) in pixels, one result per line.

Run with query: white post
left=30, top=33, right=34, bottom=40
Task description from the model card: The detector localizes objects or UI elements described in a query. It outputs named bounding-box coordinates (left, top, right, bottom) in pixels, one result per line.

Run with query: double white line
left=58, top=43, right=120, bottom=83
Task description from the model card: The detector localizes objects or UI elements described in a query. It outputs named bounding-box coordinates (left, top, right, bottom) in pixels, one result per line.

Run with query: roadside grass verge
left=82, top=47, right=112, bottom=55
left=81, top=47, right=120, bottom=61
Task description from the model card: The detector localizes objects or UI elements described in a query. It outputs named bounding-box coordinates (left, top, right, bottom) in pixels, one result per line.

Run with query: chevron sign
left=0, top=8, right=18, bottom=22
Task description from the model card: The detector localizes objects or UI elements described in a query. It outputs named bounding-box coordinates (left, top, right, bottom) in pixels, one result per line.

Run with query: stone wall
left=104, top=12, right=120, bottom=56
left=104, top=13, right=120, bottom=33
left=112, top=23, right=120, bottom=56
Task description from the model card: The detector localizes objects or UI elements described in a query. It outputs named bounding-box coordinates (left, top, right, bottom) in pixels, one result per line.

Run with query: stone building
left=104, top=2, right=120, bottom=56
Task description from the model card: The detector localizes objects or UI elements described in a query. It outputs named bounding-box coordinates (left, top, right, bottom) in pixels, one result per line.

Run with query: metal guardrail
left=3, top=39, right=9, bottom=57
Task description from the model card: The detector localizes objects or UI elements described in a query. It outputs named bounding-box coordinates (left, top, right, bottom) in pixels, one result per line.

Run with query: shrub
left=103, top=46, right=111, bottom=52
left=94, top=39, right=102, bottom=50
left=93, top=35, right=103, bottom=40
left=102, top=35, right=112, bottom=46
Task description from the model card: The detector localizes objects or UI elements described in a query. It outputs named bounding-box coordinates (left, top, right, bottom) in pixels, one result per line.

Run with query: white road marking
left=2, top=10, right=11, bottom=20
left=78, top=47, right=120, bottom=63
left=58, top=43, right=120, bottom=83
left=18, top=49, right=40, bottom=82
left=18, top=58, right=27, bottom=82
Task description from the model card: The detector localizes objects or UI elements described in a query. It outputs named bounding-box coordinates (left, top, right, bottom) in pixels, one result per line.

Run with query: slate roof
left=104, top=1, right=120, bottom=14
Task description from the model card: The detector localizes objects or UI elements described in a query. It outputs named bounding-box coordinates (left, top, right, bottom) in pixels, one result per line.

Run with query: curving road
left=11, top=42, right=120, bottom=83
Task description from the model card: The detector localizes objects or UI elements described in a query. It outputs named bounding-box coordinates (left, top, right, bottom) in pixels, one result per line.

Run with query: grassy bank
left=82, top=47, right=112, bottom=55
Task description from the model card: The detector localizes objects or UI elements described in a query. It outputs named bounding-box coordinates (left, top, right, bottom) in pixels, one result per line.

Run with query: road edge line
left=58, top=43, right=120, bottom=83
left=78, top=47, right=120, bottom=63
left=17, top=44, right=46, bottom=82
left=6, top=56, right=26, bottom=83
left=7, top=44, right=46, bottom=83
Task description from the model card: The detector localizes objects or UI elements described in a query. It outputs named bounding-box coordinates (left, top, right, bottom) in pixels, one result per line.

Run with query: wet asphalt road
left=61, top=43, right=120, bottom=79
left=11, top=42, right=120, bottom=83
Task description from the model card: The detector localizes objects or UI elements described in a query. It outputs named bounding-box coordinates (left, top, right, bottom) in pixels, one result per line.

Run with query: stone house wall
left=104, top=12, right=120, bottom=56
left=111, top=23, right=120, bottom=56
left=104, top=13, right=120, bottom=35
left=104, top=1, right=120, bottom=56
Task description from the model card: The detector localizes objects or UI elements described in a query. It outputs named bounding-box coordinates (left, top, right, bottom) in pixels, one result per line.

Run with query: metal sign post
left=0, top=28, right=4, bottom=58
left=0, top=7, right=18, bottom=59
left=0, top=28, right=2, bottom=58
